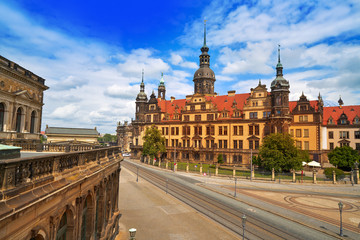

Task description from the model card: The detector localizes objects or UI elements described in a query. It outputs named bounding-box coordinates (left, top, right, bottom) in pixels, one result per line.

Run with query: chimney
left=228, top=90, right=236, bottom=97
left=171, top=96, right=175, bottom=102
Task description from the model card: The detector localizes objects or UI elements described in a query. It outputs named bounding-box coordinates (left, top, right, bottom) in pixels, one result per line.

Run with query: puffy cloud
left=170, top=53, right=198, bottom=69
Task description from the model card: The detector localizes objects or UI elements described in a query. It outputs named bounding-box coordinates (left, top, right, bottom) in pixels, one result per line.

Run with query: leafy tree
left=142, top=126, right=166, bottom=160
left=258, top=133, right=310, bottom=172
left=217, top=154, right=224, bottom=164
left=98, top=134, right=117, bottom=143
left=328, top=146, right=359, bottom=171
left=324, top=168, right=345, bottom=181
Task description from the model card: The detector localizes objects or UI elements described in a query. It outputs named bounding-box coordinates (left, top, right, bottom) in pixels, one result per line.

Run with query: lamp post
left=234, top=177, right=237, bottom=197
left=250, top=149, right=253, bottom=181
left=136, top=166, right=139, bottom=182
left=129, top=228, right=136, bottom=240
left=338, top=201, right=343, bottom=237
left=241, top=214, right=247, bottom=240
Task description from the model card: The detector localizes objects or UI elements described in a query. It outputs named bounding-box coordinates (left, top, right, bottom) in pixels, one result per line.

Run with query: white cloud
left=170, top=53, right=197, bottom=69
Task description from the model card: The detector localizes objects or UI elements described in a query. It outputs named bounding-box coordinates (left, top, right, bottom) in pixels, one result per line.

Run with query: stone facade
left=0, top=55, right=48, bottom=144
left=45, top=126, right=100, bottom=144
left=116, top=121, right=132, bottom=152
left=0, top=146, right=122, bottom=240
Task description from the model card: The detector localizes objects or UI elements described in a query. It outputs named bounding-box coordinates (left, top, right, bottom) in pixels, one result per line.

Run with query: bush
left=324, top=168, right=345, bottom=181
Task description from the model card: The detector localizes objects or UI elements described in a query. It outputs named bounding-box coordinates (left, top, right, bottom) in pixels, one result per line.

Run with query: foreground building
left=0, top=146, right=122, bottom=240
left=0, top=55, right=48, bottom=144
left=130, top=24, right=360, bottom=166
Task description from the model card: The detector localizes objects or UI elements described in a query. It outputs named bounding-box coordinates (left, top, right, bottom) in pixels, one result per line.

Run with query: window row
left=290, top=129, right=309, bottom=138
left=329, top=131, right=360, bottom=139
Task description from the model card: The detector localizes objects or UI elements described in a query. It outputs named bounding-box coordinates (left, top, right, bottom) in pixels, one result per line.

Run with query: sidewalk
left=116, top=166, right=238, bottom=240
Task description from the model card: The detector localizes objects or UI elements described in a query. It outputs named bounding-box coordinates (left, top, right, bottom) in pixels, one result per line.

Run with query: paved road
left=118, top=159, right=360, bottom=239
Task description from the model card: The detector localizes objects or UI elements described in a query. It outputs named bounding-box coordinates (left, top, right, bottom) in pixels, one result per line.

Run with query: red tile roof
left=289, top=100, right=319, bottom=112
left=323, top=105, right=360, bottom=125
left=157, top=93, right=250, bottom=120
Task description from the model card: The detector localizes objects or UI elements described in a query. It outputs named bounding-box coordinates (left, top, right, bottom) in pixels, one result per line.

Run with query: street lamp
left=338, top=201, right=343, bottom=237
left=241, top=214, right=247, bottom=240
left=136, top=166, right=139, bottom=182
left=129, top=228, right=136, bottom=240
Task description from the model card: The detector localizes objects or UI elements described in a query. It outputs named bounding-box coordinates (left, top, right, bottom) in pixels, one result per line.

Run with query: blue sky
left=0, top=0, right=359, bottom=133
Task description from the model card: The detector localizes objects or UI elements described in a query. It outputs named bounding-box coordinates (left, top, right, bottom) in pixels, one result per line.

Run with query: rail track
left=123, top=161, right=341, bottom=240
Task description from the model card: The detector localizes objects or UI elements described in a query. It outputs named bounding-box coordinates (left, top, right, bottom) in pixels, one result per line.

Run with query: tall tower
left=193, top=20, right=216, bottom=95
left=158, top=72, right=166, bottom=100
left=135, top=69, right=148, bottom=122
left=269, top=45, right=291, bottom=133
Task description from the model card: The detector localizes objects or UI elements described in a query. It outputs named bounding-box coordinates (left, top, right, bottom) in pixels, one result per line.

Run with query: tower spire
left=142, top=69, right=144, bottom=83
left=278, top=44, right=281, bottom=64
left=203, top=19, right=207, bottom=47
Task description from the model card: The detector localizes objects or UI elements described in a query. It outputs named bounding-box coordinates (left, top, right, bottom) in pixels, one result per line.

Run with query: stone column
left=354, top=164, right=359, bottom=184
left=271, top=168, right=275, bottom=181
left=333, top=170, right=336, bottom=184
left=165, top=161, right=168, bottom=170
left=199, top=163, right=203, bottom=175
left=232, top=166, right=236, bottom=177
left=186, top=162, right=189, bottom=173
left=251, top=168, right=255, bottom=180
left=152, top=158, right=155, bottom=166
left=313, top=170, right=317, bottom=184
left=158, top=159, right=161, bottom=168
left=215, top=165, right=218, bottom=176
left=292, top=170, right=296, bottom=183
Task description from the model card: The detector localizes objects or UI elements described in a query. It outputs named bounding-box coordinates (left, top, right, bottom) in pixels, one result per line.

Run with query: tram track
left=123, top=161, right=341, bottom=239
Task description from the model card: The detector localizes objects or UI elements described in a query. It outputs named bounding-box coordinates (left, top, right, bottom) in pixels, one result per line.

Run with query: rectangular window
left=184, top=115, right=189, bottom=121
left=250, top=112, right=258, bottom=119
left=172, top=139, right=174, bottom=146
left=304, top=141, right=309, bottom=150
left=162, top=127, right=165, bottom=135
left=224, top=140, right=228, bottom=149
left=176, top=127, right=179, bottom=135
left=304, top=115, right=308, bottom=122
left=190, top=105, right=195, bottom=111
left=171, top=127, right=175, bottom=135
left=255, top=140, right=259, bottom=150
left=165, top=139, right=168, bottom=146
left=233, top=140, right=237, bottom=149
left=329, top=142, right=334, bottom=150
left=340, top=131, right=349, bottom=139
left=210, top=126, right=214, bottom=135
left=206, top=140, right=210, bottom=148
left=187, top=140, right=190, bottom=147
left=239, top=126, right=243, bottom=135
left=224, top=126, right=228, bottom=135
left=239, top=140, right=243, bottom=149
left=303, top=129, right=309, bottom=138
left=296, top=129, right=302, bottom=137
left=219, top=126, right=223, bottom=135
left=195, top=115, right=201, bottom=121
left=299, top=116, right=303, bottom=122
left=255, top=125, right=259, bottom=135
left=211, top=140, right=214, bottom=148
left=206, top=126, right=210, bottom=135
left=296, top=141, right=302, bottom=149
left=219, top=140, right=223, bottom=148
left=290, top=129, right=294, bottom=137
left=207, top=114, right=214, bottom=121
left=263, top=112, right=267, bottom=118
left=355, top=131, right=360, bottom=139
left=199, top=126, right=202, bottom=135
left=356, top=143, right=360, bottom=150
left=233, top=126, right=238, bottom=135
left=329, top=131, right=333, bottom=139
left=249, top=140, right=253, bottom=150
left=146, top=115, right=151, bottom=122
left=249, top=126, right=253, bottom=135
left=182, top=126, right=186, bottom=135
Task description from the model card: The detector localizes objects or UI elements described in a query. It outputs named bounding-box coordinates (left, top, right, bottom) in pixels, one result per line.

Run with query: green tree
left=217, top=154, right=224, bottom=164
left=258, top=133, right=310, bottom=172
left=328, top=146, right=359, bottom=171
left=142, top=126, right=166, bottom=160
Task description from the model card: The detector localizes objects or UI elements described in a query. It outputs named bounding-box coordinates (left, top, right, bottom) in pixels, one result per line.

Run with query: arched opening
left=56, top=212, right=67, bottom=240
left=81, top=194, right=94, bottom=240
left=0, top=103, right=4, bottom=131
left=30, top=111, right=36, bottom=133
left=15, top=107, right=23, bottom=133
left=56, top=209, right=74, bottom=240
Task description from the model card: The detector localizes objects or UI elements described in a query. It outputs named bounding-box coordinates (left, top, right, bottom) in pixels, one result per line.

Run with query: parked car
left=123, top=153, right=131, bottom=157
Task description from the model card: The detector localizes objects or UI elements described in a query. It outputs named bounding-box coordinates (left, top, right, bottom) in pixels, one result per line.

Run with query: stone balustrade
left=0, top=146, right=121, bottom=193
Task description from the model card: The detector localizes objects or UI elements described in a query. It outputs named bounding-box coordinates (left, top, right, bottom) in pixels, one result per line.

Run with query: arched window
left=56, top=212, right=67, bottom=240
left=0, top=103, right=4, bottom=131
left=30, top=111, right=36, bottom=133
left=16, top=108, right=22, bottom=133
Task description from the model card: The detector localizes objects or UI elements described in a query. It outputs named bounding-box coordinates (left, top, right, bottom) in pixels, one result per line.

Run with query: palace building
left=0, top=55, right=48, bottom=144
left=129, top=23, right=360, bottom=166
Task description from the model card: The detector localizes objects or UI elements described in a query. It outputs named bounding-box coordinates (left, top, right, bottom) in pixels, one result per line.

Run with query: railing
left=0, top=146, right=122, bottom=193
left=11, top=142, right=100, bottom=152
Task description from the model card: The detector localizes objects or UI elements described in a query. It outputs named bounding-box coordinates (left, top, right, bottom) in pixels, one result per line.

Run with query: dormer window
left=328, top=117, right=334, bottom=125
left=354, top=116, right=359, bottom=124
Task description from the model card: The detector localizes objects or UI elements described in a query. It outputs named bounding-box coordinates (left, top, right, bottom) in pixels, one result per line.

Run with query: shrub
left=324, top=168, right=345, bottom=181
